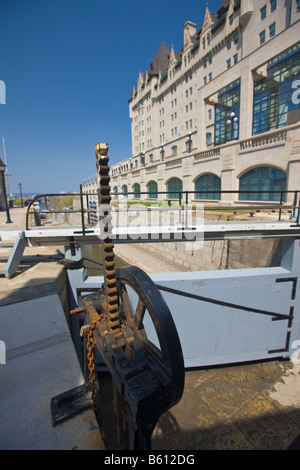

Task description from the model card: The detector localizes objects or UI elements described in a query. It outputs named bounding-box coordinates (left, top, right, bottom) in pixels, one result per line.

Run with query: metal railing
left=25, top=187, right=300, bottom=232
left=113, top=189, right=299, bottom=224
left=25, top=185, right=98, bottom=233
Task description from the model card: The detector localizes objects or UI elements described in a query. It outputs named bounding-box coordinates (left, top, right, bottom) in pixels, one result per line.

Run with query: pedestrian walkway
left=0, top=206, right=27, bottom=231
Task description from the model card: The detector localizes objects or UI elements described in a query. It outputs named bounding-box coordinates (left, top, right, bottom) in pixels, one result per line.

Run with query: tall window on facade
left=167, top=177, right=182, bottom=200
left=113, top=186, right=118, bottom=199
left=121, top=185, right=128, bottom=197
left=259, top=30, right=266, bottom=45
left=206, top=132, right=212, bottom=145
left=239, top=166, right=287, bottom=202
left=253, top=46, right=300, bottom=135
left=186, top=137, right=192, bottom=152
left=194, top=173, right=221, bottom=200
left=147, top=180, right=158, bottom=199
left=214, top=80, right=240, bottom=146
left=132, top=183, right=141, bottom=199
left=270, top=0, right=277, bottom=13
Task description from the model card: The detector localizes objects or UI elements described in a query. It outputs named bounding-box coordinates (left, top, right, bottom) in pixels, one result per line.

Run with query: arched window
left=113, top=186, right=118, bottom=199
left=132, top=183, right=141, bottom=199
left=239, top=166, right=287, bottom=201
left=121, top=185, right=128, bottom=196
left=147, top=180, right=158, bottom=199
left=167, top=177, right=182, bottom=200
left=195, top=174, right=221, bottom=200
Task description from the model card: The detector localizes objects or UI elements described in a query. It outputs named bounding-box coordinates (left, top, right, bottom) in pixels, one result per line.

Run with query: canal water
left=82, top=244, right=129, bottom=276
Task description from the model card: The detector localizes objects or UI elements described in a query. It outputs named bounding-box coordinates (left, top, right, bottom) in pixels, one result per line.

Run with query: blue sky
left=0, top=0, right=221, bottom=195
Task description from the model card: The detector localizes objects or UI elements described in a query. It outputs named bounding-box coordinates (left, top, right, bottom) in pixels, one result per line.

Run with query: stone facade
left=81, top=0, right=299, bottom=208
left=82, top=1, right=300, bottom=208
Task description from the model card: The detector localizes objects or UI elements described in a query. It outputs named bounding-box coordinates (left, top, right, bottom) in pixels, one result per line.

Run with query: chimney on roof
left=184, top=20, right=196, bottom=49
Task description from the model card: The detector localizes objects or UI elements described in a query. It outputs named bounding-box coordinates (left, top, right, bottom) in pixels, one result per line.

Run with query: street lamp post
left=0, top=158, right=12, bottom=223
left=227, top=111, right=238, bottom=140
left=18, top=182, right=23, bottom=208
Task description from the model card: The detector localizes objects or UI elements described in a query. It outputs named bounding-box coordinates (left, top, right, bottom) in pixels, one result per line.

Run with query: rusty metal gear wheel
left=116, top=265, right=185, bottom=411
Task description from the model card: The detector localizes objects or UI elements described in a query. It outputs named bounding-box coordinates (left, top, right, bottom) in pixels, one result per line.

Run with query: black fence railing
left=25, top=187, right=300, bottom=232
left=25, top=185, right=94, bottom=232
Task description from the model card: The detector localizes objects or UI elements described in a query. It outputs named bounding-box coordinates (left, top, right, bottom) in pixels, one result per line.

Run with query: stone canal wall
left=137, top=238, right=281, bottom=272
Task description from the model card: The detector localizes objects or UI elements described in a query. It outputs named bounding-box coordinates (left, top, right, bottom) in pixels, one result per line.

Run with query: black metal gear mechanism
left=116, top=265, right=185, bottom=412
left=51, top=143, right=185, bottom=450
left=78, top=264, right=184, bottom=449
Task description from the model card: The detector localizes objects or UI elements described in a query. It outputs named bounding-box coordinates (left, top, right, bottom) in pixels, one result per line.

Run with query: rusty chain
left=85, top=310, right=108, bottom=410
left=86, top=317, right=99, bottom=410
left=70, top=307, right=101, bottom=410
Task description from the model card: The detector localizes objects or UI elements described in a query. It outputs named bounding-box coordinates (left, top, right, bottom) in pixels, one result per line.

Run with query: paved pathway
left=0, top=207, right=27, bottom=231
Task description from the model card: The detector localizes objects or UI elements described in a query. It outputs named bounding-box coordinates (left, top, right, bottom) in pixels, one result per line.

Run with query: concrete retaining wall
left=140, top=238, right=281, bottom=271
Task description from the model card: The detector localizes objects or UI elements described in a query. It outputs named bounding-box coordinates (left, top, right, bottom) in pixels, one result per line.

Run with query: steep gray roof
left=135, top=0, right=232, bottom=88
left=148, top=43, right=170, bottom=77
left=211, top=0, right=230, bottom=22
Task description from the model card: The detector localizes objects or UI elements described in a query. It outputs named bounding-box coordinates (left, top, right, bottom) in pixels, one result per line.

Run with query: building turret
left=240, top=0, right=253, bottom=26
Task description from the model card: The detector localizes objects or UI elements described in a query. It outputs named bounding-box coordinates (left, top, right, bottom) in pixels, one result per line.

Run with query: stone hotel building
left=86, top=0, right=300, bottom=206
